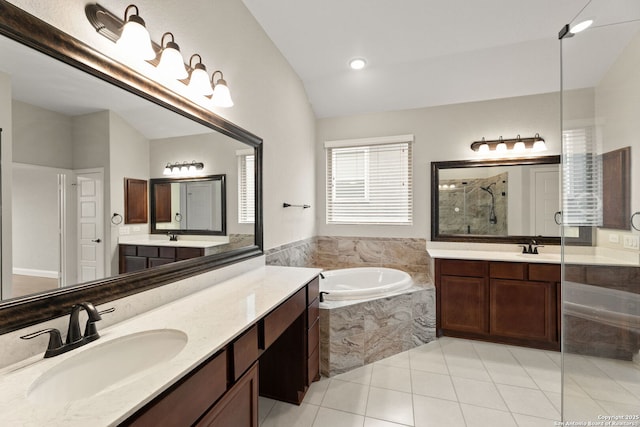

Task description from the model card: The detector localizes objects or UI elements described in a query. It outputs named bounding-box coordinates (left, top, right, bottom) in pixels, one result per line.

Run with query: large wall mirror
left=431, top=156, right=591, bottom=245
left=0, top=2, right=262, bottom=333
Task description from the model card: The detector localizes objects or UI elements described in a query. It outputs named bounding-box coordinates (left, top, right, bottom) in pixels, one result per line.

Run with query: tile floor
left=259, top=337, right=640, bottom=427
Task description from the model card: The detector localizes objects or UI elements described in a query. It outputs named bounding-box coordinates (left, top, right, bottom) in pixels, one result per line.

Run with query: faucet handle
left=84, top=307, right=115, bottom=342
left=20, top=328, right=64, bottom=358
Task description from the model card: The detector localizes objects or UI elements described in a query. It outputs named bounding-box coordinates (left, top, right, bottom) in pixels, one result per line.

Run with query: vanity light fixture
left=115, top=5, right=155, bottom=60
left=187, top=54, right=214, bottom=96
left=210, top=71, right=234, bottom=108
left=163, top=161, right=204, bottom=176
left=86, top=3, right=234, bottom=107
left=470, top=134, right=546, bottom=154
left=157, top=32, right=188, bottom=80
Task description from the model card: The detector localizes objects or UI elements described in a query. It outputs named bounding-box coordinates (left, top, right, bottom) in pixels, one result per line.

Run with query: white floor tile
left=409, top=346, right=449, bottom=375
left=322, top=379, right=370, bottom=415
left=411, top=369, right=458, bottom=401
left=261, top=401, right=319, bottom=427
left=366, top=387, right=414, bottom=426
left=452, top=376, right=509, bottom=411
left=512, top=413, right=559, bottom=427
left=444, top=354, right=493, bottom=382
left=593, top=399, right=640, bottom=417
left=375, top=351, right=411, bottom=369
left=259, top=397, right=276, bottom=425
left=304, top=377, right=331, bottom=405
left=543, top=391, right=561, bottom=413
left=313, top=407, right=365, bottom=427
left=333, top=364, right=374, bottom=385
left=562, top=394, right=608, bottom=423
left=412, top=395, right=466, bottom=427
left=370, top=364, right=412, bottom=393
left=364, top=418, right=411, bottom=427
left=497, top=384, right=560, bottom=419
left=460, top=404, right=517, bottom=427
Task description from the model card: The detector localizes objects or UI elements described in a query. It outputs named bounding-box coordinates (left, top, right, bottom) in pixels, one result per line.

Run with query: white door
left=76, top=171, right=104, bottom=282
left=531, top=167, right=561, bottom=236
left=185, top=182, right=214, bottom=230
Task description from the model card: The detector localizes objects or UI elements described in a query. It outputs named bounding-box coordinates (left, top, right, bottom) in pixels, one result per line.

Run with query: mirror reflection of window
left=237, top=150, right=255, bottom=224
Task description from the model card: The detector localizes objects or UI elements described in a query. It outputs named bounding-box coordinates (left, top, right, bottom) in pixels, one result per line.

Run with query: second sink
left=28, top=329, right=188, bottom=405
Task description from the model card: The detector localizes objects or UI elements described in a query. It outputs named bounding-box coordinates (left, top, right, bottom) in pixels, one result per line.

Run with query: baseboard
left=12, top=268, right=59, bottom=279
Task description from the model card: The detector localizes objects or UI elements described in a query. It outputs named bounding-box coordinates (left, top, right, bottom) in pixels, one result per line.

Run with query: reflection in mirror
left=430, top=156, right=588, bottom=244
left=0, top=29, right=256, bottom=302
left=151, top=175, right=226, bottom=234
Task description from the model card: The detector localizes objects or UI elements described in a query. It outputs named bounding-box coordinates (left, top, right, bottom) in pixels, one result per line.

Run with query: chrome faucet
left=167, top=232, right=178, bottom=241
left=20, top=303, right=114, bottom=358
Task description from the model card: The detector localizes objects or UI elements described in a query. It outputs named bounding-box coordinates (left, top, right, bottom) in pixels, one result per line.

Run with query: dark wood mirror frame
left=0, top=1, right=263, bottom=334
left=150, top=175, right=227, bottom=236
left=431, top=155, right=592, bottom=245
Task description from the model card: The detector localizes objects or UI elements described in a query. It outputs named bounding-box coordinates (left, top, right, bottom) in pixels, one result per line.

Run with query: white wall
left=11, top=100, right=73, bottom=168
left=7, top=0, right=317, bottom=251
left=592, top=29, right=640, bottom=249
left=316, top=91, right=576, bottom=239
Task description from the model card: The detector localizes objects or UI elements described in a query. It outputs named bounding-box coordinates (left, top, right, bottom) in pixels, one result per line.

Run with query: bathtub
left=320, top=267, right=413, bottom=301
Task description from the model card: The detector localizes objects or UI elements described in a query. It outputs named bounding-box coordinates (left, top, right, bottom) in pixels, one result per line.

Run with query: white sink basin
left=516, top=253, right=561, bottom=262
left=28, top=329, right=188, bottom=404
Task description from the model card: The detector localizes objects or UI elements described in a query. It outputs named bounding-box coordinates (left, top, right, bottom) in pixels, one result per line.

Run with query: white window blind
left=562, top=127, right=602, bottom=226
left=325, top=135, right=413, bottom=225
left=237, top=150, right=255, bottom=224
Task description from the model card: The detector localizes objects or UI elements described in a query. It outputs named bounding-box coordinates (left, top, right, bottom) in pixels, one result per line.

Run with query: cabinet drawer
left=439, top=259, right=486, bottom=277
left=263, top=288, right=306, bottom=349
left=137, top=245, right=159, bottom=258
left=149, top=258, right=174, bottom=268
left=307, top=277, right=320, bottom=304
left=159, top=246, right=176, bottom=259
left=120, top=244, right=137, bottom=256
left=308, top=318, right=319, bottom=355
left=124, top=256, right=147, bottom=273
left=177, top=247, right=203, bottom=260
left=529, top=263, right=561, bottom=282
left=490, top=262, right=526, bottom=280
left=307, top=297, right=319, bottom=327
left=233, top=325, right=259, bottom=381
left=128, top=349, right=227, bottom=427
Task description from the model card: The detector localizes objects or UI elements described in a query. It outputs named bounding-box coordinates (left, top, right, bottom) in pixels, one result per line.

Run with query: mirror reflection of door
left=530, top=166, right=560, bottom=236
left=76, top=170, right=104, bottom=283
left=180, top=181, right=221, bottom=231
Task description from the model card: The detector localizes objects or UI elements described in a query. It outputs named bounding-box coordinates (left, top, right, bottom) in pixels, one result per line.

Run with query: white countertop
left=427, top=246, right=640, bottom=266
left=118, top=235, right=228, bottom=248
left=0, top=265, right=321, bottom=426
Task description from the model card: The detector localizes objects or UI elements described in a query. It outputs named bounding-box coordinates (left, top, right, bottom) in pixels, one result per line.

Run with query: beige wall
left=7, top=0, right=317, bottom=251
left=316, top=91, right=595, bottom=239
left=0, top=72, right=13, bottom=297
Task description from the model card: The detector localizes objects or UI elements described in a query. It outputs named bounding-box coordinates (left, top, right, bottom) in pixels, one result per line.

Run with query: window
left=562, top=127, right=602, bottom=226
left=325, top=135, right=413, bottom=224
left=237, top=149, right=255, bottom=224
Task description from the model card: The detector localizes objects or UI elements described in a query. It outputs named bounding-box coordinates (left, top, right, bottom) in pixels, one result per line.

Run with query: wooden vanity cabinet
left=119, top=244, right=204, bottom=273
left=123, top=276, right=321, bottom=427
left=436, top=259, right=560, bottom=350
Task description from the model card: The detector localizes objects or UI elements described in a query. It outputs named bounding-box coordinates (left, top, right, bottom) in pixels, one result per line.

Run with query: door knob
left=91, top=238, right=102, bottom=243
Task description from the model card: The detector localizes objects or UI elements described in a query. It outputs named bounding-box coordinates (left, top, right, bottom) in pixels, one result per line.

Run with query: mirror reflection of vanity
left=431, top=155, right=591, bottom=245
left=0, top=2, right=263, bottom=333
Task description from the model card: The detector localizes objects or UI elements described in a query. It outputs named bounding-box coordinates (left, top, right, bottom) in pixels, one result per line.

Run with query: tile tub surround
left=320, top=285, right=436, bottom=377
left=266, top=236, right=431, bottom=284
left=0, top=265, right=320, bottom=426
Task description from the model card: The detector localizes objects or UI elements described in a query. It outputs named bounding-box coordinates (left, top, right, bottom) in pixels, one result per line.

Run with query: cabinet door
left=196, top=362, right=258, bottom=427
left=490, top=279, right=556, bottom=343
left=123, top=256, right=147, bottom=273
left=440, top=275, right=489, bottom=334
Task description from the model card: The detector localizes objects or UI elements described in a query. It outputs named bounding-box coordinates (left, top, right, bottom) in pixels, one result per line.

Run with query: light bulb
left=570, top=19, right=593, bottom=34
left=496, top=142, right=507, bottom=152
left=116, top=7, right=155, bottom=61
left=349, top=58, right=367, bottom=70
left=157, top=37, right=188, bottom=80
left=163, top=164, right=172, bottom=175
left=188, top=63, right=213, bottom=96
left=478, top=143, right=490, bottom=153
left=513, top=141, right=526, bottom=152
left=532, top=140, right=547, bottom=152
left=211, top=78, right=234, bottom=108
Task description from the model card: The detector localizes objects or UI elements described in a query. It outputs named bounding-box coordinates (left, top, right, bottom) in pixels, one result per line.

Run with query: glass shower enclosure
left=561, top=0, right=640, bottom=423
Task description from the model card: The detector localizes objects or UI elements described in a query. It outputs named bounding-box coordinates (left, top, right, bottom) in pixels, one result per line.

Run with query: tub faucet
left=319, top=291, right=330, bottom=302
left=319, top=272, right=325, bottom=279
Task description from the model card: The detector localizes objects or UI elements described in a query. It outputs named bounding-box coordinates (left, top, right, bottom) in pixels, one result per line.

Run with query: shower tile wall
left=439, top=172, right=508, bottom=236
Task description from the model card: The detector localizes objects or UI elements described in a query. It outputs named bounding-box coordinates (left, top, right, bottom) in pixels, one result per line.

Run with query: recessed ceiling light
left=569, top=19, right=593, bottom=34
left=349, top=58, right=367, bottom=70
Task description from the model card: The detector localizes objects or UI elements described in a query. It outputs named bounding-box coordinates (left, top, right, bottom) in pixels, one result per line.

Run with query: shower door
left=561, top=1, right=640, bottom=423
